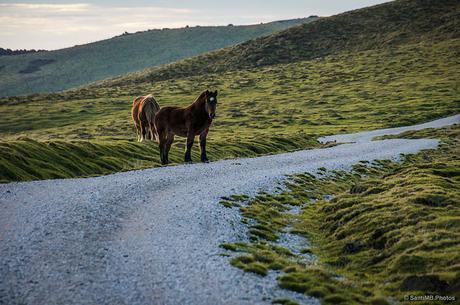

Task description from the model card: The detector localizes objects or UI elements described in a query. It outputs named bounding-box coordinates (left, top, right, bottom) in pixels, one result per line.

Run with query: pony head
left=204, top=90, right=218, bottom=119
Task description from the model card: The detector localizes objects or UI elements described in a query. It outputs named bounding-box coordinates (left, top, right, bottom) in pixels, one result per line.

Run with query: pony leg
left=150, top=122, right=158, bottom=141
left=159, top=140, right=166, bottom=164
left=149, top=123, right=155, bottom=141
left=139, top=121, right=145, bottom=142
left=160, top=142, right=167, bottom=164
left=184, top=132, right=195, bottom=163
left=157, top=129, right=168, bottom=165
left=146, top=116, right=153, bottom=141
left=142, top=122, right=149, bottom=142
left=143, top=124, right=148, bottom=142
left=136, top=124, right=142, bottom=142
left=199, top=128, right=209, bottom=163
left=165, top=133, right=174, bottom=164
left=153, top=119, right=160, bottom=143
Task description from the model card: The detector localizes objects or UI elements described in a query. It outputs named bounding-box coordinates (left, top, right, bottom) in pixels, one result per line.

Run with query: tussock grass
left=221, top=126, right=460, bottom=304
left=0, top=134, right=318, bottom=183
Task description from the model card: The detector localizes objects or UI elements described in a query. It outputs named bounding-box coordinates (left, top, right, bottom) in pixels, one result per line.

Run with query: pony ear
left=205, top=90, right=210, bottom=95
left=214, top=90, right=218, bottom=96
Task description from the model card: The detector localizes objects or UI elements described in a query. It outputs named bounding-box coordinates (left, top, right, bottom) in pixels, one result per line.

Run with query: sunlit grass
left=0, top=40, right=459, bottom=182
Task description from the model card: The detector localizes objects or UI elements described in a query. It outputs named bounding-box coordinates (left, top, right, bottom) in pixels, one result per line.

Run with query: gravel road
left=1, top=114, right=459, bottom=305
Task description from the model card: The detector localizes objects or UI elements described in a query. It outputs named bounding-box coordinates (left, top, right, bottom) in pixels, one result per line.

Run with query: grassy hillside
left=98, top=0, right=459, bottom=87
left=0, top=0, right=458, bottom=182
left=221, top=125, right=460, bottom=305
left=1, top=38, right=458, bottom=182
left=0, top=18, right=316, bottom=98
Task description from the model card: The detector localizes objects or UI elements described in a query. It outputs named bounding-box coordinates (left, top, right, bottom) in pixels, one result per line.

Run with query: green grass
left=0, top=38, right=459, bottom=182
left=0, top=134, right=319, bottom=183
left=99, top=0, right=459, bottom=87
left=221, top=125, right=460, bottom=304
left=0, top=18, right=316, bottom=97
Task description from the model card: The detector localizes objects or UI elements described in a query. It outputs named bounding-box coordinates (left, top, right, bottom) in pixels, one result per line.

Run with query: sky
left=0, top=0, right=391, bottom=50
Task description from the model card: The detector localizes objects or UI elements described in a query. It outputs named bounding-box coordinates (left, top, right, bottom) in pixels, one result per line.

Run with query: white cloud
left=0, top=3, right=92, bottom=12
left=0, top=3, right=197, bottom=49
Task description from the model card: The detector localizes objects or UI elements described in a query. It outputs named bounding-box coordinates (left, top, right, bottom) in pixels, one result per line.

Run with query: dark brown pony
left=154, top=90, right=218, bottom=164
left=131, top=95, right=160, bottom=141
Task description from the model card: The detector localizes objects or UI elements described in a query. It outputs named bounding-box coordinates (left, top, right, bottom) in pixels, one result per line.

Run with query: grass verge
left=0, top=134, right=321, bottom=182
left=221, top=125, right=460, bottom=304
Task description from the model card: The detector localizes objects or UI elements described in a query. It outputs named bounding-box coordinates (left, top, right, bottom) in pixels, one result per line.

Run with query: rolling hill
left=97, top=0, right=459, bottom=87
left=0, top=18, right=317, bottom=98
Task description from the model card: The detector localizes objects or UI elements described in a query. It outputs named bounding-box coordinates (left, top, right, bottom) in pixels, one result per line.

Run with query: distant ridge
left=0, top=48, right=47, bottom=57
left=0, top=17, right=318, bottom=97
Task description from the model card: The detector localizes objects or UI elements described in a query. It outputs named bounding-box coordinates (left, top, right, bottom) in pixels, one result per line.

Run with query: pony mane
left=143, top=94, right=157, bottom=102
left=193, top=91, right=208, bottom=104
left=198, top=91, right=207, bottom=99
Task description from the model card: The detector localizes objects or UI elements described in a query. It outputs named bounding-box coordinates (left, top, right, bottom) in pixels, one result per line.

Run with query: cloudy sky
left=0, top=0, right=390, bottom=50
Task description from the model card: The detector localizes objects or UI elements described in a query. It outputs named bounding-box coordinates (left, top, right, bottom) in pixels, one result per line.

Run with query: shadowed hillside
left=100, top=0, right=459, bottom=87
left=0, top=48, right=46, bottom=56
left=0, top=18, right=317, bottom=97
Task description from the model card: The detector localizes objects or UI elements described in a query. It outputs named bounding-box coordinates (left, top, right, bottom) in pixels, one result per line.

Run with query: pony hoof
left=201, top=159, right=209, bottom=163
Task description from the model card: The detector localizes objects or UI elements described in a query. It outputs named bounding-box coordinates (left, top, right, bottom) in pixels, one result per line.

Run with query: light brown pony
left=154, top=90, right=218, bottom=165
left=131, top=95, right=160, bottom=142
left=131, top=96, right=144, bottom=141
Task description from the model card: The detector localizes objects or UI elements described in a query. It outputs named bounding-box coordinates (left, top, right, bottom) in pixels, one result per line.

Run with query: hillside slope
left=101, top=0, right=459, bottom=87
left=0, top=18, right=316, bottom=97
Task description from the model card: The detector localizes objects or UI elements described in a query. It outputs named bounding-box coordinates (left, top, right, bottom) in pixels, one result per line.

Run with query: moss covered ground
left=220, top=125, right=460, bottom=304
